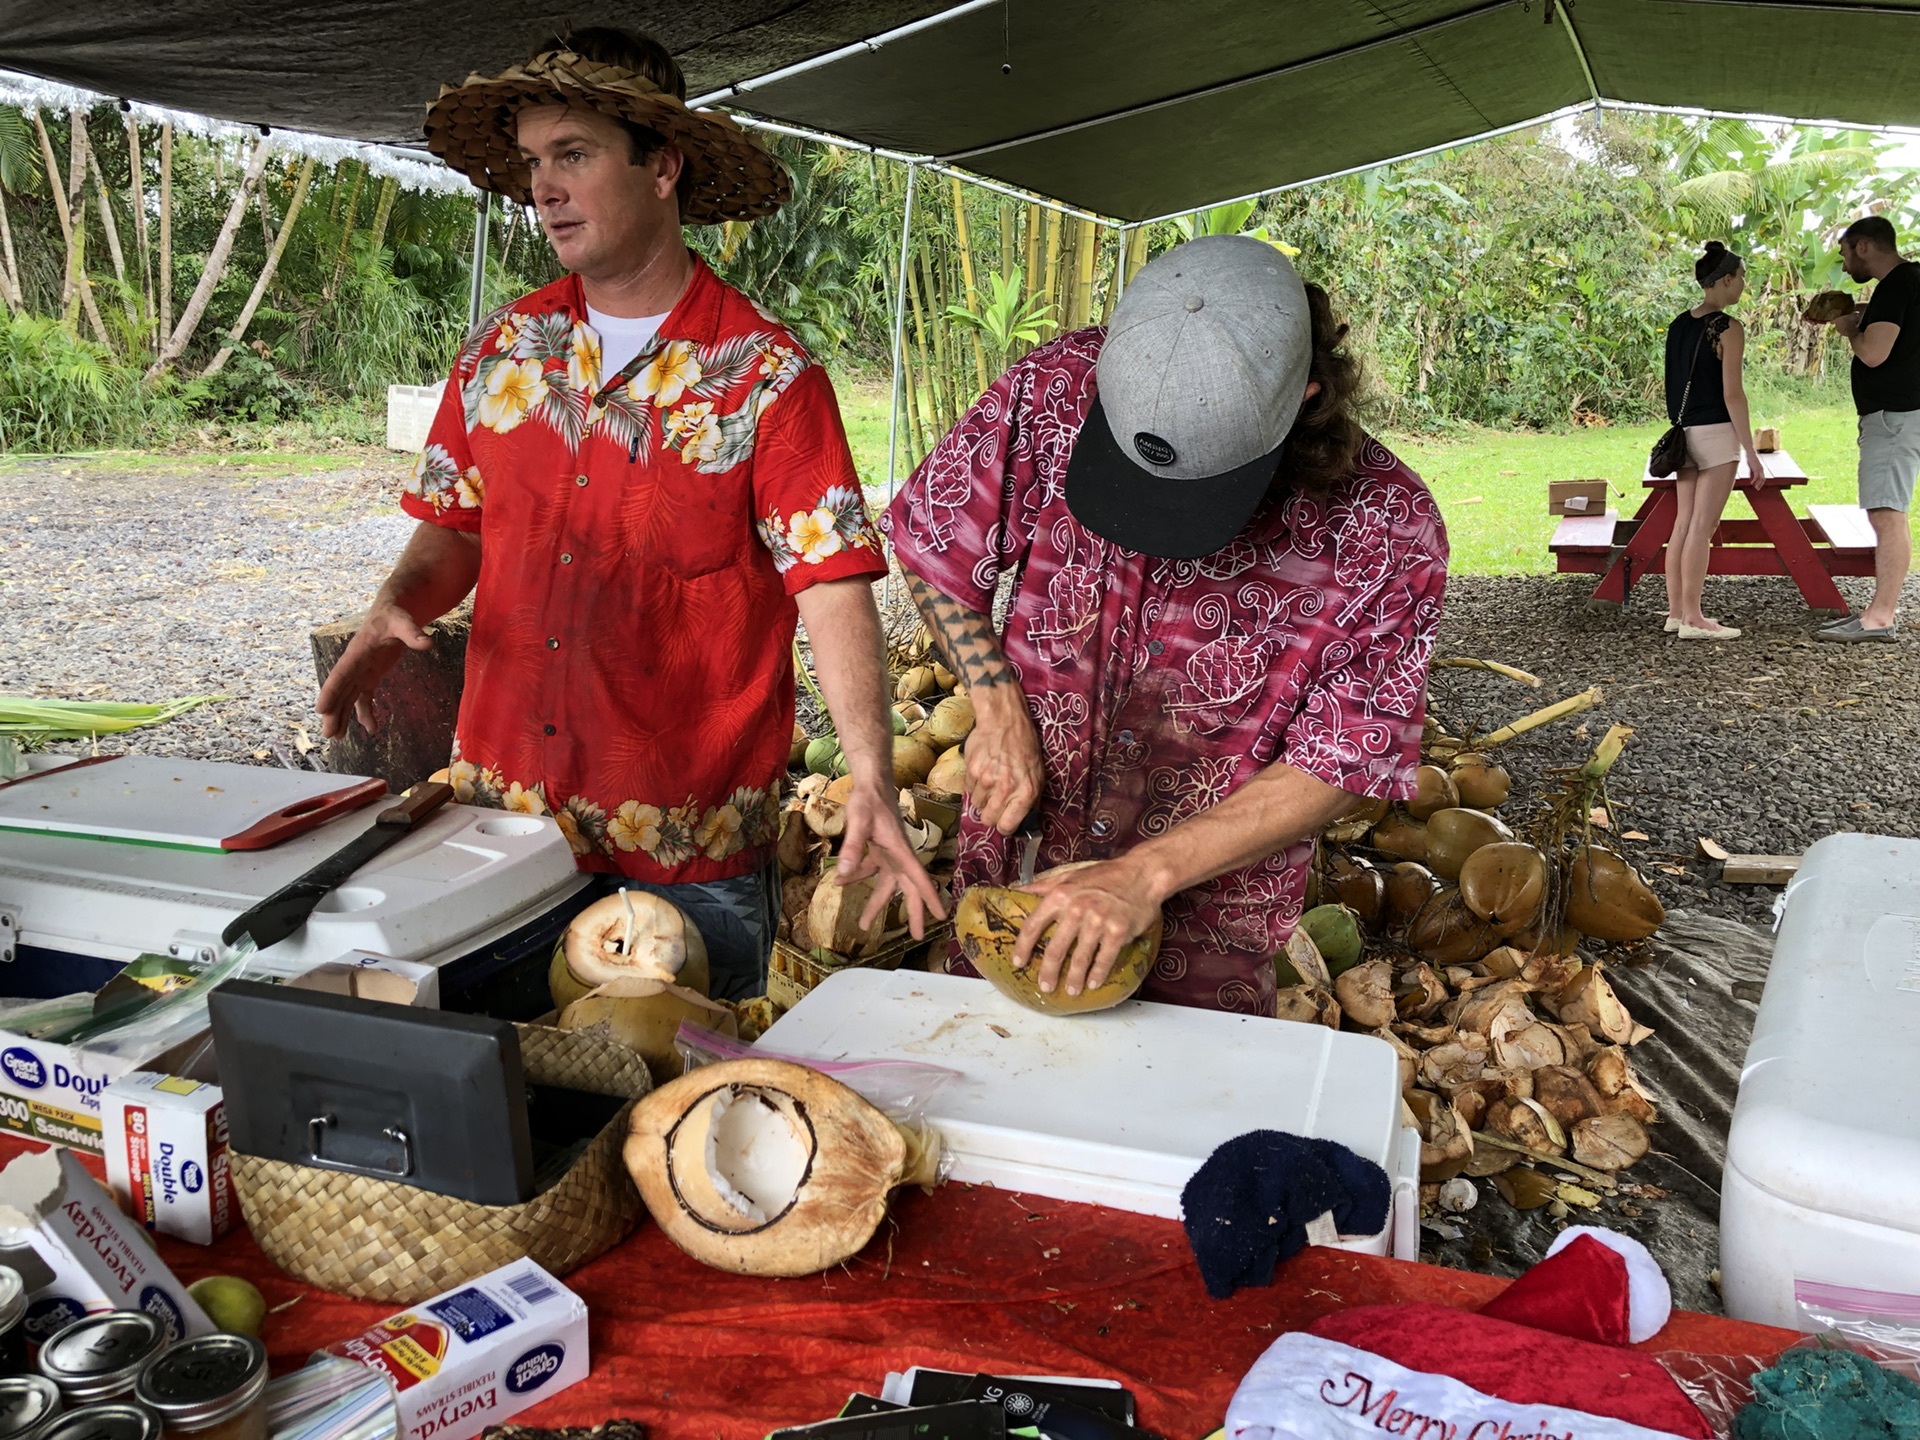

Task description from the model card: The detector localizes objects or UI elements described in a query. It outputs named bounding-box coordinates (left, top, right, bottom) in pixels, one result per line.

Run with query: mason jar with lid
left=131, top=1336, right=265, bottom=1440
left=36, top=1315, right=167, bottom=1406
left=33, top=1404, right=162, bottom=1440
left=0, top=1376, right=60, bottom=1440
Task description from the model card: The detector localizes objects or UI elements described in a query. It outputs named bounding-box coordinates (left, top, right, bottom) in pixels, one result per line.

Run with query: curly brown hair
left=1275, top=282, right=1368, bottom=494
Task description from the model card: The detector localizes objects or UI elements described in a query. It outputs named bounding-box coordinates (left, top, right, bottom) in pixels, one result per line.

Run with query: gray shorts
left=1858, top=408, right=1920, bottom=511
left=587, top=866, right=776, bottom=1002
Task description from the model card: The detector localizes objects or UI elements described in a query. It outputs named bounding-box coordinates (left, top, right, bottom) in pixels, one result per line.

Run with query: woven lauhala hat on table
left=231, top=1024, right=651, bottom=1305
left=424, top=47, right=791, bottom=222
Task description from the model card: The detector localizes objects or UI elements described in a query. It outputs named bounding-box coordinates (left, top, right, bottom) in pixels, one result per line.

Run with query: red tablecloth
left=4, top=1134, right=1796, bottom=1438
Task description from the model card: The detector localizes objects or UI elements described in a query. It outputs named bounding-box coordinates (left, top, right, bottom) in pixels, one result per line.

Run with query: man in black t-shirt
left=1813, top=215, right=1917, bottom=641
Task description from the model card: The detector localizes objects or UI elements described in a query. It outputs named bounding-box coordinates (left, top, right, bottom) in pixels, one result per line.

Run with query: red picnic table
left=1550, top=449, right=1876, bottom=616
left=0, top=1131, right=1797, bottom=1439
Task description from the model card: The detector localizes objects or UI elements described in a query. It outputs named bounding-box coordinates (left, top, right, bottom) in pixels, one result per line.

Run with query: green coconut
left=1299, top=903, right=1366, bottom=977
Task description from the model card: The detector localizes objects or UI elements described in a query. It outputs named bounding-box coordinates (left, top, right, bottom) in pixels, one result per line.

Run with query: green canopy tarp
left=3, top=0, right=1917, bottom=218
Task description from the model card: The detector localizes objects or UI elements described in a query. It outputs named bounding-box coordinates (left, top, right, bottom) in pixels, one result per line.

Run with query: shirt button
left=543, top=724, right=557, bottom=736
left=575, top=475, right=589, bottom=487
left=546, top=637, right=560, bottom=650
left=560, top=552, right=573, bottom=565
left=1147, top=640, right=1165, bottom=656
left=1118, top=730, right=1134, bottom=746
left=1090, top=817, right=1114, bottom=838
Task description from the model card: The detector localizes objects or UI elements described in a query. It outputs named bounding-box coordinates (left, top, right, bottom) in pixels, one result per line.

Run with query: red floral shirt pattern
left=885, top=330, right=1449, bottom=1015
left=403, top=258, right=887, bottom=884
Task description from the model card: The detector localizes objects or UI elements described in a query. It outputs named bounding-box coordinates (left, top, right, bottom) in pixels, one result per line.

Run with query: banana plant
left=1172, top=198, right=1301, bottom=255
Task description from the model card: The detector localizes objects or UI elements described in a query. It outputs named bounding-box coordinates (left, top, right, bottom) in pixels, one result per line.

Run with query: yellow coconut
left=557, top=985, right=737, bottom=1087
left=892, top=734, right=938, bottom=788
left=624, top=1057, right=934, bottom=1277
left=926, top=744, right=968, bottom=798
left=1565, top=847, right=1665, bottom=942
left=1458, top=841, right=1548, bottom=934
left=550, top=890, right=710, bottom=1010
left=895, top=666, right=939, bottom=702
left=788, top=723, right=808, bottom=767
left=922, top=696, right=976, bottom=752
left=1423, top=807, right=1516, bottom=882
left=954, top=864, right=1161, bottom=1014
left=1406, top=765, right=1459, bottom=821
left=1449, top=752, right=1512, bottom=809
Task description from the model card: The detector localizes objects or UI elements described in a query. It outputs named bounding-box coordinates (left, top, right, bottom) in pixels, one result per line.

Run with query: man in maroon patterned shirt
left=886, top=237, right=1448, bottom=1016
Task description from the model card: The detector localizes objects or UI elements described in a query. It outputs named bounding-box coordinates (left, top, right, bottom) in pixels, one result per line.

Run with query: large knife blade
left=220, top=781, right=455, bottom=953
left=1015, top=806, right=1043, bottom=886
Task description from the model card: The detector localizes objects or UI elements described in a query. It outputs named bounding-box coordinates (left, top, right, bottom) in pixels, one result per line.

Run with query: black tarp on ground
left=1421, top=908, right=1775, bottom=1316
left=6, top=2, right=1920, bottom=219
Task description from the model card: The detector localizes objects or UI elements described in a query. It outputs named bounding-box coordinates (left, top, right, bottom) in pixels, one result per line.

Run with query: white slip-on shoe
left=1677, top=622, right=1742, bottom=641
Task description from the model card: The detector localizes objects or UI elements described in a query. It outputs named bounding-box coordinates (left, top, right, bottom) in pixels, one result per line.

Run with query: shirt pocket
left=623, top=466, right=750, bottom=579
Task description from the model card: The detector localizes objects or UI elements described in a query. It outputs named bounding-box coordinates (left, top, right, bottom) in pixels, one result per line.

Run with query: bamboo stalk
left=125, top=113, right=154, bottom=341
left=905, top=246, right=948, bottom=434
left=911, top=242, right=953, bottom=430
left=158, top=122, right=173, bottom=346
left=1073, top=216, right=1098, bottom=331
left=1125, top=224, right=1150, bottom=283
left=203, top=155, right=315, bottom=378
left=1469, top=1131, right=1618, bottom=1191
left=948, top=175, right=990, bottom=393
left=1433, top=658, right=1543, bottom=688
left=1040, top=209, right=1062, bottom=311
left=148, top=135, right=271, bottom=380
left=998, top=199, right=1015, bottom=284
left=1478, top=687, right=1604, bottom=748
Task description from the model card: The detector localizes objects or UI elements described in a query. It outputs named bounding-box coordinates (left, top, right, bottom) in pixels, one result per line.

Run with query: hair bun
left=1702, top=240, right=1727, bottom=257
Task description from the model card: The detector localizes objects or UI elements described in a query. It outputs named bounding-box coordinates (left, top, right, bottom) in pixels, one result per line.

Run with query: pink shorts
left=1683, top=422, right=1740, bottom=470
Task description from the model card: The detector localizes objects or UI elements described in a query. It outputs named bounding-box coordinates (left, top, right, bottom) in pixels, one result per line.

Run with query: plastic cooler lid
left=1731, top=832, right=1920, bottom=1230
left=0, top=794, right=581, bottom=974
left=758, top=969, right=1401, bottom=1216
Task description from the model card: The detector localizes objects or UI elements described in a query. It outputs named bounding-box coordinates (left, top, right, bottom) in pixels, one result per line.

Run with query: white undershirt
left=586, top=305, right=671, bottom=381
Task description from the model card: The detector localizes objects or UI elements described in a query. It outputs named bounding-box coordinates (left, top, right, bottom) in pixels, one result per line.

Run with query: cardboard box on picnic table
left=1548, top=480, right=1609, bottom=516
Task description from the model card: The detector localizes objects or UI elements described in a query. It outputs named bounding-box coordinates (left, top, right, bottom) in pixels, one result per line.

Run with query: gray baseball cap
left=1064, top=234, right=1312, bottom=558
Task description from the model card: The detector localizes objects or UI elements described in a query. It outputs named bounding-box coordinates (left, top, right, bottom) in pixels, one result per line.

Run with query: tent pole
left=467, top=190, right=492, bottom=331
left=883, top=162, right=921, bottom=608
left=1114, top=224, right=1131, bottom=295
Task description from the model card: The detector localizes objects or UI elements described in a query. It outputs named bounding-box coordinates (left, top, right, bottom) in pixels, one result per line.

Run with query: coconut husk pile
left=1291, top=676, right=1669, bottom=1221
left=779, top=625, right=970, bottom=973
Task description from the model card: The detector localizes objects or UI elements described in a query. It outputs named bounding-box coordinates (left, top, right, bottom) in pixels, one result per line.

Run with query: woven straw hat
left=425, top=48, right=790, bottom=222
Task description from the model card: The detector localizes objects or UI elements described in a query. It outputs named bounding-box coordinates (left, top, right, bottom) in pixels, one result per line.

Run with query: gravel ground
left=8, top=450, right=1914, bottom=928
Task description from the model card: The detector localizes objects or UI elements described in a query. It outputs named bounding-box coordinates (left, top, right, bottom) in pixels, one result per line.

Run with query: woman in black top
left=1662, top=241, right=1765, bottom=640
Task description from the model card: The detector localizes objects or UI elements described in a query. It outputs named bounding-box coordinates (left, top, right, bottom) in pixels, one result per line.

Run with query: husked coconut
left=803, top=775, right=856, bottom=838
left=1492, top=1022, right=1567, bottom=1072
left=954, top=865, right=1161, bottom=1014
left=810, top=865, right=888, bottom=958
left=1334, top=960, right=1395, bottom=1029
left=1570, top=1114, right=1651, bottom=1171
left=925, top=745, right=968, bottom=798
left=624, top=1058, right=935, bottom=1276
left=558, top=985, right=737, bottom=1086
left=551, top=889, right=710, bottom=1010
left=1487, top=1095, right=1564, bottom=1155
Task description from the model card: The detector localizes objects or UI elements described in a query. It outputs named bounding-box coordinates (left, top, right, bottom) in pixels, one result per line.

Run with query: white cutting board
left=0, top=755, right=386, bottom=851
left=758, top=969, right=1406, bottom=1226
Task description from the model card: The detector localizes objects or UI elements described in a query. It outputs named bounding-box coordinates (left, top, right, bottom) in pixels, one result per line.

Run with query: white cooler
left=1722, top=832, right=1920, bottom=1329
left=759, top=968, right=1420, bottom=1258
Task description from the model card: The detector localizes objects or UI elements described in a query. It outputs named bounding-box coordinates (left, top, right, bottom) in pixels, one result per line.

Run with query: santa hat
left=1225, top=1228, right=1712, bottom=1440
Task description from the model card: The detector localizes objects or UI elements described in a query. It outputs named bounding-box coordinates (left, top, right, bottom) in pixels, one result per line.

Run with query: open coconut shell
left=1334, top=959, right=1396, bottom=1030
left=1424, top=808, right=1516, bottom=883
left=1570, top=1113, right=1651, bottom=1171
left=1418, top=1034, right=1492, bottom=1094
left=1487, top=1095, right=1565, bottom=1155
left=1566, top=846, right=1665, bottom=943
left=1552, top=964, right=1639, bottom=1045
left=624, top=1058, right=924, bottom=1276
left=954, top=865, right=1161, bottom=1014
left=551, top=890, right=710, bottom=1010
left=1531, top=1065, right=1606, bottom=1128
left=1275, top=984, right=1342, bottom=1028
left=1406, top=1090, right=1475, bottom=1181
left=1374, top=1025, right=1422, bottom=1093
left=1491, top=1021, right=1568, bottom=1072
left=1395, top=961, right=1452, bottom=1023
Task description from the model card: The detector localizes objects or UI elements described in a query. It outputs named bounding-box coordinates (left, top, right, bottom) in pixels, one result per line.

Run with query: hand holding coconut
left=1012, top=856, right=1167, bottom=998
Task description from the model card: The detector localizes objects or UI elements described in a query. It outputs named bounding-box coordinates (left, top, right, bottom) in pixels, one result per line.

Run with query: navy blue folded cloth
left=1179, top=1129, right=1392, bottom=1299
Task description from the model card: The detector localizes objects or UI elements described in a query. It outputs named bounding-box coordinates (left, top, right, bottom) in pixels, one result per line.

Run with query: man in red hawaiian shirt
left=888, top=236, right=1448, bottom=1016
left=317, top=29, right=940, bottom=999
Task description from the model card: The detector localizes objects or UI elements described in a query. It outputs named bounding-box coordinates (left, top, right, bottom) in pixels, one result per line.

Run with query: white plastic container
left=385, top=383, right=446, bottom=452
left=1721, top=832, right=1920, bottom=1329
left=759, top=969, right=1419, bottom=1258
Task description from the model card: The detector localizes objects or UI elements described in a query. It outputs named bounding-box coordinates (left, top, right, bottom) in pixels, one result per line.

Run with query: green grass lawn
left=830, top=370, right=1916, bottom=578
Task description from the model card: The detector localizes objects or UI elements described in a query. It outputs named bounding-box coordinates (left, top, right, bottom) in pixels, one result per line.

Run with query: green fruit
left=189, top=1275, right=267, bottom=1337
left=890, top=709, right=908, bottom=735
left=1300, top=903, right=1365, bottom=977
left=804, top=736, right=843, bottom=776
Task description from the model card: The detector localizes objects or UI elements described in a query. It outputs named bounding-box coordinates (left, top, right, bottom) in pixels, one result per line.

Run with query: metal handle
left=305, top=1112, right=415, bottom=1180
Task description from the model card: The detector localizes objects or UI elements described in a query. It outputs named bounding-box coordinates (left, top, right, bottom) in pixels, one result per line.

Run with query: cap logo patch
left=1133, top=432, right=1177, bottom=467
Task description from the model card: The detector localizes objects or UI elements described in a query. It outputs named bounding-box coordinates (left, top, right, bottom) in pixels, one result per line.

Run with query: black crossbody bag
left=1649, top=317, right=1714, bottom=478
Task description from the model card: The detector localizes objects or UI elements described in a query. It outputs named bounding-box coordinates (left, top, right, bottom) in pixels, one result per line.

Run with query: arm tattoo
left=905, top=574, right=1014, bottom=691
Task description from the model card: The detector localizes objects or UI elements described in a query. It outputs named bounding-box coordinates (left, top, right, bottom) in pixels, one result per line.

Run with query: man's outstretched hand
left=316, top=600, right=435, bottom=738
